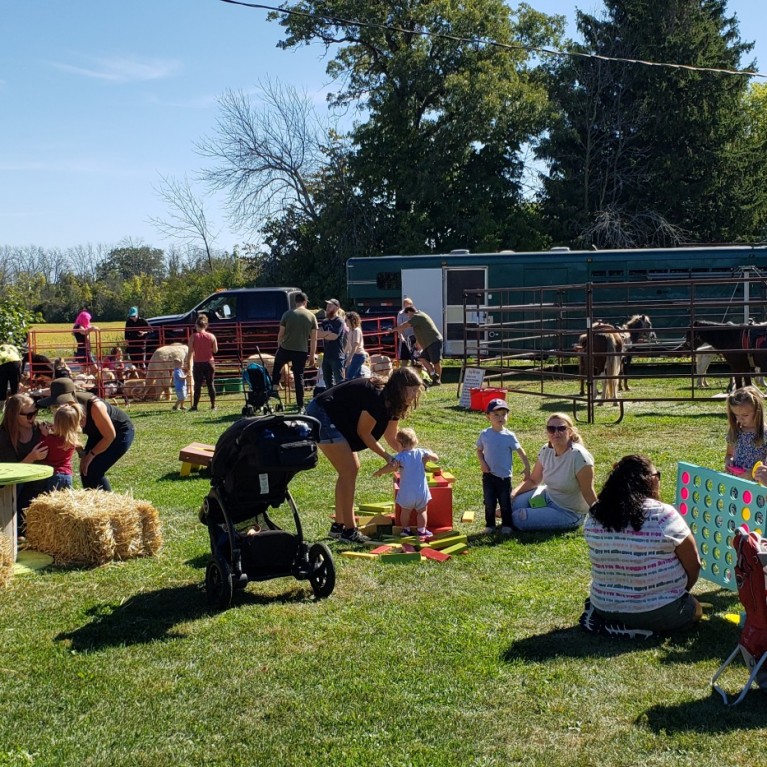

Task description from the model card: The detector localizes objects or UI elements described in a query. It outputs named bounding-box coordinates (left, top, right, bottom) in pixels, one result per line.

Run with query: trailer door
left=401, top=269, right=444, bottom=336
left=444, top=267, right=488, bottom=356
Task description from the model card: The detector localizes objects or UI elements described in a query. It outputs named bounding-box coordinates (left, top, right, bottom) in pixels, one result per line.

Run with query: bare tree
left=150, top=174, right=218, bottom=270
left=198, top=79, right=327, bottom=231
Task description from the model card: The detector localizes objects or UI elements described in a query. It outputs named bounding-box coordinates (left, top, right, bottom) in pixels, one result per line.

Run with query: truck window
left=243, top=292, right=291, bottom=321
left=198, top=295, right=237, bottom=322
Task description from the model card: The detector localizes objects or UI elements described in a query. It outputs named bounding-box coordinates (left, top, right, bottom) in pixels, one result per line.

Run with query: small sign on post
left=459, top=367, right=485, bottom=408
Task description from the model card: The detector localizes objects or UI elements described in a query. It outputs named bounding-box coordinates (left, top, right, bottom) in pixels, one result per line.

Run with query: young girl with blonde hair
left=41, top=403, right=83, bottom=490
left=724, top=385, right=767, bottom=476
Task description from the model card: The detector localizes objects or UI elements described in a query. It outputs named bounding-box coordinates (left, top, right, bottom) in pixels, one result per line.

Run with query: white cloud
left=50, top=56, right=182, bottom=83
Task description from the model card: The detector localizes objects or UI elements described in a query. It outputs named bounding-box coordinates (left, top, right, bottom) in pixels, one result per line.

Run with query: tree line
left=3, top=1, right=766, bottom=321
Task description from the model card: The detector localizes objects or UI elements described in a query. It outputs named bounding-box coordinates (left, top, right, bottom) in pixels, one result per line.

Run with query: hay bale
left=0, top=533, right=12, bottom=588
left=25, top=489, right=163, bottom=566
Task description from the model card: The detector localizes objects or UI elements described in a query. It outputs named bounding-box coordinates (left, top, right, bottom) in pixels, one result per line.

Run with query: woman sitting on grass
left=580, top=454, right=702, bottom=637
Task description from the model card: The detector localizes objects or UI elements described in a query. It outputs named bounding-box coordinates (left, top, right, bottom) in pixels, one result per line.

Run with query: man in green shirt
left=271, top=292, right=318, bottom=412
left=394, top=306, right=443, bottom=385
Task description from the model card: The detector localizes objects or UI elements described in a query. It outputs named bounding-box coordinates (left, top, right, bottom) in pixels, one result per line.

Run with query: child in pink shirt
left=41, top=403, right=83, bottom=490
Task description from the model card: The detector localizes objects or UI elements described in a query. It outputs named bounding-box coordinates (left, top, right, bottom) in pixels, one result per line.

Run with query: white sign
left=459, top=367, right=486, bottom=408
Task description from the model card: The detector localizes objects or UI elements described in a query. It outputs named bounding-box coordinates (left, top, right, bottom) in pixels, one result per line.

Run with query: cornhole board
left=179, top=442, right=215, bottom=476
left=676, top=462, right=767, bottom=591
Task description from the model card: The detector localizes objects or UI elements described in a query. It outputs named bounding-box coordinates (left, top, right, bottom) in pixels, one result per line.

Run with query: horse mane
left=626, top=314, right=651, bottom=329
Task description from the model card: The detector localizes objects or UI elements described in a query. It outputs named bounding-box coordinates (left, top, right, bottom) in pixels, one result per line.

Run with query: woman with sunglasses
left=0, top=394, right=50, bottom=531
left=581, top=454, right=702, bottom=635
left=510, top=413, right=596, bottom=531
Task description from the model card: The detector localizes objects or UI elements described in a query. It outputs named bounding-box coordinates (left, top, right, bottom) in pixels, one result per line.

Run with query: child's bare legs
left=400, top=508, right=413, bottom=533
left=415, top=507, right=428, bottom=532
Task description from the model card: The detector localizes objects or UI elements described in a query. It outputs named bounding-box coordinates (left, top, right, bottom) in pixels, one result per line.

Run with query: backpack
left=711, top=526, right=767, bottom=704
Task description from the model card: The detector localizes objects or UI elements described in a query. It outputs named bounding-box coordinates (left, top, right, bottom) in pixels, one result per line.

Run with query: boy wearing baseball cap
left=476, top=398, right=530, bottom=535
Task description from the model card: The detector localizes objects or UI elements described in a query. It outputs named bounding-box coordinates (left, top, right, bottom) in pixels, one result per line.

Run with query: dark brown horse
left=686, top=320, right=767, bottom=389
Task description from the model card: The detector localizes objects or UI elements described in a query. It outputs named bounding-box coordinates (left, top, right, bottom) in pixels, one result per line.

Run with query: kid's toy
left=199, top=414, right=334, bottom=608
left=675, top=462, right=766, bottom=590
left=711, top=526, right=767, bottom=705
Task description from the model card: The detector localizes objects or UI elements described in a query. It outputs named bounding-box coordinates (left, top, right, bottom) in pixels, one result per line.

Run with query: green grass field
left=1, top=376, right=764, bottom=767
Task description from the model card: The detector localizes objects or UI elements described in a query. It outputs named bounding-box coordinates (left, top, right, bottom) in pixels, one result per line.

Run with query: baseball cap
left=128, top=306, right=139, bottom=317
left=325, top=299, right=341, bottom=308
left=486, top=398, right=510, bottom=414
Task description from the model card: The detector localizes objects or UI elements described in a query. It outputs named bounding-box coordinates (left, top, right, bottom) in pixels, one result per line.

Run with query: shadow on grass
left=55, top=581, right=314, bottom=650
left=502, top=588, right=743, bottom=665
left=639, top=690, right=767, bottom=732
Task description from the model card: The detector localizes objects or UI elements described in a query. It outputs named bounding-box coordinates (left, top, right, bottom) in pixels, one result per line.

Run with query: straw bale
left=25, top=489, right=163, bottom=566
left=0, top=533, right=12, bottom=588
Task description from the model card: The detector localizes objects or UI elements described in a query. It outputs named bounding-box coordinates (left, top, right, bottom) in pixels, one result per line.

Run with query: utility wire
left=220, top=0, right=765, bottom=80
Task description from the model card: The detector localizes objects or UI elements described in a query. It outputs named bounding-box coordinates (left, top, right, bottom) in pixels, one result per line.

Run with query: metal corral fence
left=460, top=274, right=767, bottom=423
left=26, top=316, right=398, bottom=402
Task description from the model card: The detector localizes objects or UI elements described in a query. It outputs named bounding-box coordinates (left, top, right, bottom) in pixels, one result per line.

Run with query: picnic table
left=0, top=463, right=53, bottom=561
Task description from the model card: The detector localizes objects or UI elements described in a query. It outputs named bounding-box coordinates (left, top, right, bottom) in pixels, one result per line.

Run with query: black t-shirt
left=315, top=378, right=392, bottom=452
left=125, top=317, right=150, bottom=343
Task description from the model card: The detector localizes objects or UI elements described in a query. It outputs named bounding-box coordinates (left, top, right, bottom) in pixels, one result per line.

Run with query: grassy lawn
left=1, top=376, right=764, bottom=767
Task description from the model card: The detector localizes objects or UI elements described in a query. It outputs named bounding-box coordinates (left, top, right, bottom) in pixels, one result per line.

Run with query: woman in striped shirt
left=583, top=454, right=702, bottom=634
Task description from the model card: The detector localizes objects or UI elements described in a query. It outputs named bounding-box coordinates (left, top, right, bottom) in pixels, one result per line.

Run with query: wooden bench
left=178, top=442, right=215, bottom=476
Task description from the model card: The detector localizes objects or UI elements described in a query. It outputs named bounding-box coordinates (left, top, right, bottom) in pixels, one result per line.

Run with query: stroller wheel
left=308, top=542, right=336, bottom=599
left=205, top=556, right=234, bottom=609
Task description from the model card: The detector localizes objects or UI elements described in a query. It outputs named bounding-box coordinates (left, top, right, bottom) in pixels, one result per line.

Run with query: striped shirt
left=584, top=499, right=690, bottom=614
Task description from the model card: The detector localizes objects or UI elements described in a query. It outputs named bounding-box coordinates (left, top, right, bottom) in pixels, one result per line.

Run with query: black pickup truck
left=147, top=287, right=303, bottom=360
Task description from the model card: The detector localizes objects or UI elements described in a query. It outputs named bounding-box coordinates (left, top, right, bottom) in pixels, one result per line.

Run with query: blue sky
left=1, top=1, right=763, bottom=252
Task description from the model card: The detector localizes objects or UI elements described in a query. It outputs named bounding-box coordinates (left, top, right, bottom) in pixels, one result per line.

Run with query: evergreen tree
left=538, top=0, right=754, bottom=247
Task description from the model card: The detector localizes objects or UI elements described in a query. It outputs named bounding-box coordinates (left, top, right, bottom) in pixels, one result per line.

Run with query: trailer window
left=376, top=272, right=401, bottom=291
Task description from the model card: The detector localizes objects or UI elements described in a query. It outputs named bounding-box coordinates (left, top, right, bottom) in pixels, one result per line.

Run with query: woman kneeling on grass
left=580, top=454, right=702, bottom=638
left=306, top=366, right=424, bottom=544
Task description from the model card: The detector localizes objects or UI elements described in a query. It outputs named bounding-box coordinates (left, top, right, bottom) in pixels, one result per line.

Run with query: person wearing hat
left=37, top=378, right=134, bottom=491
left=72, top=305, right=99, bottom=373
left=124, top=307, right=151, bottom=368
left=318, top=299, right=346, bottom=390
left=393, top=305, right=443, bottom=385
left=476, top=398, right=530, bottom=535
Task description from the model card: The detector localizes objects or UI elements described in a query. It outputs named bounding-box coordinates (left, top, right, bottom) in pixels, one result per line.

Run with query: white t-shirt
left=537, top=442, right=594, bottom=515
left=584, top=498, right=690, bottom=614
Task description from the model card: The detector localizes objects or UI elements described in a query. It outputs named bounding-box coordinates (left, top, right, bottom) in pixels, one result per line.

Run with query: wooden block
left=439, top=542, right=468, bottom=555
left=420, top=548, right=451, bottom=562
left=340, top=551, right=378, bottom=560
left=379, top=552, right=421, bottom=564
left=401, top=543, right=417, bottom=553
left=460, top=510, right=475, bottom=523
left=178, top=442, right=215, bottom=475
left=357, top=502, right=395, bottom=514
left=370, top=545, right=395, bottom=555
left=430, top=534, right=467, bottom=551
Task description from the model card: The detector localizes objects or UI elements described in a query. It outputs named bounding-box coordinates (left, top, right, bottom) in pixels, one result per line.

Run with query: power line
left=220, top=0, right=765, bottom=80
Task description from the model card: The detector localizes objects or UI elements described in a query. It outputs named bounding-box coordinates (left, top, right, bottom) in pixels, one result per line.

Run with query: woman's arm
left=675, top=533, right=702, bottom=590
left=356, top=411, right=395, bottom=462
left=576, top=464, right=598, bottom=507
left=210, top=333, right=218, bottom=355
left=512, top=459, right=543, bottom=496
left=79, top=401, right=117, bottom=477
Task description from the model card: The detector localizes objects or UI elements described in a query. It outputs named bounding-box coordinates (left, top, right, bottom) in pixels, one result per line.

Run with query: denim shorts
left=305, top=400, right=347, bottom=445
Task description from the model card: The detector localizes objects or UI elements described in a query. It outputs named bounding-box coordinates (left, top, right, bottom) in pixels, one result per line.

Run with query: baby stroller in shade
left=199, top=413, right=335, bottom=609
left=241, top=354, right=282, bottom=417
left=711, top=525, right=767, bottom=704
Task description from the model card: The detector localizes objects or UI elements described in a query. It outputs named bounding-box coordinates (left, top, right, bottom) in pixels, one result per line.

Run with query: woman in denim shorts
left=306, top=367, right=424, bottom=544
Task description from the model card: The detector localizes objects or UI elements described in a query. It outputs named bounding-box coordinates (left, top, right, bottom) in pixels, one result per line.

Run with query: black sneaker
left=340, top=527, right=370, bottom=544
left=578, top=598, right=604, bottom=635
left=329, top=522, right=344, bottom=539
left=430, top=374, right=441, bottom=386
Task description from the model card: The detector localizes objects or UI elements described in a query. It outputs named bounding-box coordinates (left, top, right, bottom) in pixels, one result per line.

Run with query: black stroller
left=199, top=413, right=335, bottom=609
left=241, top=352, right=283, bottom=417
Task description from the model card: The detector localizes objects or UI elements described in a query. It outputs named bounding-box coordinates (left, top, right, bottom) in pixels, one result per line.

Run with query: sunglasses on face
left=652, top=470, right=662, bottom=481
left=546, top=424, right=568, bottom=433
left=20, top=410, right=38, bottom=420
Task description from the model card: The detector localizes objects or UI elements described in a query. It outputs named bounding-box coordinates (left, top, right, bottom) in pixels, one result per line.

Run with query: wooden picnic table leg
left=0, top=484, right=18, bottom=562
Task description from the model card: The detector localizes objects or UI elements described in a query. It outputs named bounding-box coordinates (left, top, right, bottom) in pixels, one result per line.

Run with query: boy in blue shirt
left=476, top=398, right=530, bottom=535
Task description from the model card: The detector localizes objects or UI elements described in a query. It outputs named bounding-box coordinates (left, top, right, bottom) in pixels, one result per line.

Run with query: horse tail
left=603, top=333, right=621, bottom=400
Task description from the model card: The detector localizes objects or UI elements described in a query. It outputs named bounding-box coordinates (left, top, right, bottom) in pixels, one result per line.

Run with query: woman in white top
left=583, top=454, right=702, bottom=633
left=511, top=412, right=597, bottom=531
left=344, top=312, right=366, bottom=380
